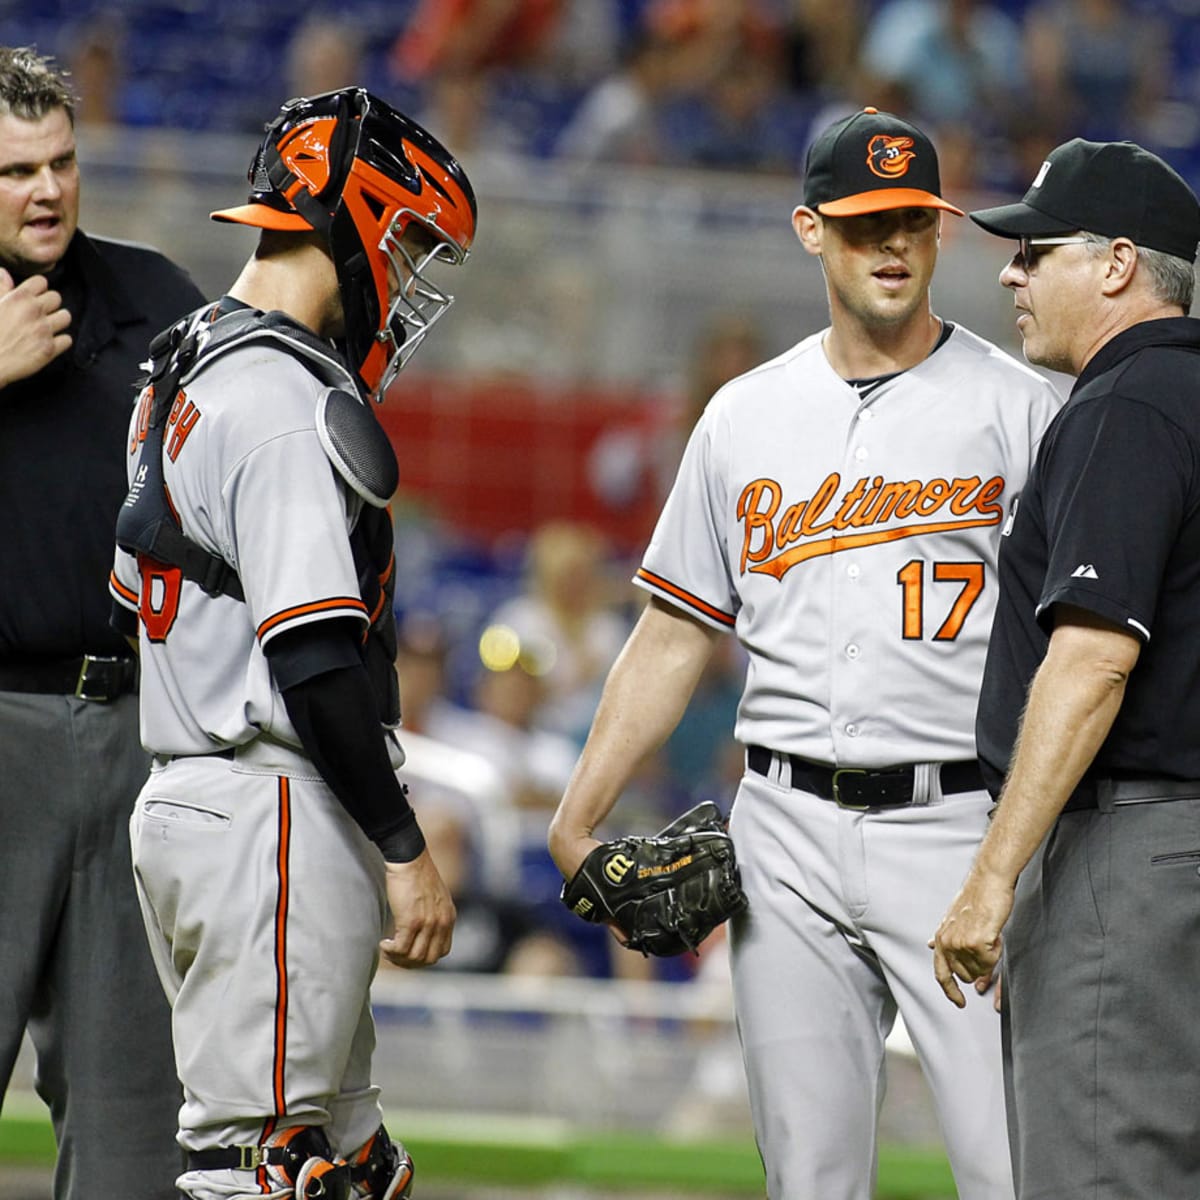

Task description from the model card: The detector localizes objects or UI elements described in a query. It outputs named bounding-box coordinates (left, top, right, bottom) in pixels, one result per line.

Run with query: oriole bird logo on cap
left=867, top=134, right=916, bottom=180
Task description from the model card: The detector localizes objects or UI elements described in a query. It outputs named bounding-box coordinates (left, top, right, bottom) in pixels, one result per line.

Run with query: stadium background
left=3, top=0, right=1199, bottom=1195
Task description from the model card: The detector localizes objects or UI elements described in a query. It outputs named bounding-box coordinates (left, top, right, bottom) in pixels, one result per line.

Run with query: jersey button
left=854, top=446, right=869, bottom=462
left=847, top=564, right=860, bottom=580
left=858, top=408, right=874, bottom=421
left=845, top=723, right=859, bottom=737
left=846, top=644, right=860, bottom=659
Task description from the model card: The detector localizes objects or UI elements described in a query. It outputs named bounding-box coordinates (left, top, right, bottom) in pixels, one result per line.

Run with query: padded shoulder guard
left=316, top=387, right=399, bottom=508
left=561, top=801, right=748, bottom=956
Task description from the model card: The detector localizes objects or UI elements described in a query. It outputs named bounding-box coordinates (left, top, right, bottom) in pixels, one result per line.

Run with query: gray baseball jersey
left=111, top=345, right=370, bottom=756
left=637, top=323, right=1061, bottom=763
left=636, top=322, right=1062, bottom=1200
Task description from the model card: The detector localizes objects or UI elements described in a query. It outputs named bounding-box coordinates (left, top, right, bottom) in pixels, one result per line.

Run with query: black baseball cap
left=970, top=138, right=1200, bottom=261
left=802, top=106, right=964, bottom=218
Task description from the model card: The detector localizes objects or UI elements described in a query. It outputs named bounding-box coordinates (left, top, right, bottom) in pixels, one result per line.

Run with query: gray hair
left=0, top=46, right=76, bottom=125
left=1081, top=230, right=1195, bottom=312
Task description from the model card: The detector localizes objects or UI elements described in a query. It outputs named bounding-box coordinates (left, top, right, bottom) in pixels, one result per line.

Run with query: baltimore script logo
left=737, top=471, right=1006, bottom=579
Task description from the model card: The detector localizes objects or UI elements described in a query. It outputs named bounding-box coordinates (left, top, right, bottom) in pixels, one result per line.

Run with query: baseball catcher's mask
left=212, top=87, right=476, bottom=399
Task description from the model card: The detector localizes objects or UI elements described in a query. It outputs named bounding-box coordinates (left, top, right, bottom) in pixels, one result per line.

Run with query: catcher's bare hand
left=0, top=269, right=72, bottom=388
left=380, top=849, right=456, bottom=968
left=930, top=867, right=1014, bottom=1008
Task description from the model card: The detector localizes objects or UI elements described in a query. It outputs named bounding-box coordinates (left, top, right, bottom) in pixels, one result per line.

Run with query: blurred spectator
left=859, top=0, right=1025, bottom=132
left=1024, top=0, right=1170, bottom=145
left=554, top=28, right=678, bottom=165
left=394, top=0, right=565, bottom=80
left=662, top=634, right=745, bottom=801
left=487, top=520, right=631, bottom=741
left=781, top=0, right=864, bottom=96
left=394, top=609, right=459, bottom=736
left=653, top=310, right=766, bottom=499
left=412, top=799, right=584, bottom=974
left=64, top=18, right=126, bottom=128
left=391, top=0, right=566, bottom=151
left=682, top=310, right=765, bottom=431
left=427, top=623, right=580, bottom=810
left=541, top=0, right=624, bottom=88
left=284, top=15, right=365, bottom=99
left=643, top=0, right=782, bottom=95
left=662, top=50, right=801, bottom=173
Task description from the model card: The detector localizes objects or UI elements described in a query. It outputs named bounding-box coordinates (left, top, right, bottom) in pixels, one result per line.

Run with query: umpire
left=932, top=138, right=1200, bottom=1199
left=0, top=48, right=203, bottom=1198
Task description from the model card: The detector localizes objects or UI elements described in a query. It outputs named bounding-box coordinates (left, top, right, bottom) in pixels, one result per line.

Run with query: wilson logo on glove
left=561, top=802, right=748, bottom=957
left=603, top=853, right=636, bottom=885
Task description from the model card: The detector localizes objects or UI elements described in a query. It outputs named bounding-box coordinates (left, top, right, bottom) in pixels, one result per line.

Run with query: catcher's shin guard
left=349, top=1126, right=414, bottom=1199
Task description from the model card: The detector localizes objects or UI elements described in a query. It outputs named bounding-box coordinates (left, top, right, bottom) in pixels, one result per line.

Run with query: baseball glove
left=560, top=801, right=748, bottom=956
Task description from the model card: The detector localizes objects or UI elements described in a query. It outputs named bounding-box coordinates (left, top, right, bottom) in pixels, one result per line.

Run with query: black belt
left=747, top=745, right=984, bottom=810
left=1062, top=776, right=1200, bottom=812
left=0, top=655, right=139, bottom=701
left=188, top=1145, right=288, bottom=1171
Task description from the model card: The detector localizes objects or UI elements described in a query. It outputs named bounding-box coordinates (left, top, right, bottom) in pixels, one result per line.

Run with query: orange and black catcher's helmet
left=212, top=87, right=476, bottom=398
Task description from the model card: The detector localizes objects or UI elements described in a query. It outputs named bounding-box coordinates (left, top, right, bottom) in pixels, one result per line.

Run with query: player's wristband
left=373, top=808, right=426, bottom=864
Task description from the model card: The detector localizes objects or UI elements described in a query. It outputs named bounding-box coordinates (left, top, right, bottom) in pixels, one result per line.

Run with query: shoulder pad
left=316, top=387, right=399, bottom=507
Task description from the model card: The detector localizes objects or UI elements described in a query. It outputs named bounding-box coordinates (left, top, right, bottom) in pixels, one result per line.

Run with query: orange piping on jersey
left=272, top=777, right=292, bottom=1119
left=750, top=517, right=1000, bottom=579
left=257, top=597, right=369, bottom=641
left=635, top=568, right=737, bottom=627
left=109, top=571, right=138, bottom=605
left=257, top=1116, right=278, bottom=1193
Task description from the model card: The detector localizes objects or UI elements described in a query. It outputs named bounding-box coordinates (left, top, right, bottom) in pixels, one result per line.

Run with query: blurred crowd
left=4, top=0, right=1200, bottom=194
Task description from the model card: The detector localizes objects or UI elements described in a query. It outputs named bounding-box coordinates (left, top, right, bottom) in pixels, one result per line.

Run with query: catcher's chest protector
left=116, top=306, right=401, bottom=724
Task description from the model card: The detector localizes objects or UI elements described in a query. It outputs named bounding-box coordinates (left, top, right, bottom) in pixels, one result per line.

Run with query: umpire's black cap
left=970, top=138, right=1200, bottom=262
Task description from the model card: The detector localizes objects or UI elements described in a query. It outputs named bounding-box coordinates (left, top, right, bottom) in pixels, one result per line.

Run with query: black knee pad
left=348, top=1126, right=414, bottom=1199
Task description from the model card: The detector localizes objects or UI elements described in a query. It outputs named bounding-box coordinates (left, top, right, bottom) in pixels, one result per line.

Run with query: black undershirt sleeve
left=265, top=620, right=425, bottom=864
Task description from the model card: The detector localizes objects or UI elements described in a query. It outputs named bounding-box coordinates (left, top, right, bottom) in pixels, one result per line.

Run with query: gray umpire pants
left=0, top=691, right=183, bottom=1199
left=1004, top=793, right=1200, bottom=1199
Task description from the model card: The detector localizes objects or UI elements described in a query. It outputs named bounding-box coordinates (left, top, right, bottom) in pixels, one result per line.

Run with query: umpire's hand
left=930, top=865, right=1014, bottom=1008
left=380, top=850, right=456, bottom=968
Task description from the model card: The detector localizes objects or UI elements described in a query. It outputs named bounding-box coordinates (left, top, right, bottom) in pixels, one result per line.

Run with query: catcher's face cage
left=373, top=205, right=467, bottom=396
left=256, top=88, right=476, bottom=397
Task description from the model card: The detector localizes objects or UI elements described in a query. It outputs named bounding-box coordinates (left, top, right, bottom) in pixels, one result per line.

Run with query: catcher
left=560, top=801, right=746, bottom=957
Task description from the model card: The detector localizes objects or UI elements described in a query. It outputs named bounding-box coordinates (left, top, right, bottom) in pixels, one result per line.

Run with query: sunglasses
left=1013, top=235, right=1090, bottom=273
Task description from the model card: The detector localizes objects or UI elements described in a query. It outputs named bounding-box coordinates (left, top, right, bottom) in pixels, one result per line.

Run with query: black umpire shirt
left=0, top=230, right=204, bottom=661
left=977, top=316, right=1200, bottom=797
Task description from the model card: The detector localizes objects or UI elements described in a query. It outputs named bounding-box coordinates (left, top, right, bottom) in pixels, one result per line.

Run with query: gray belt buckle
left=237, top=1146, right=264, bottom=1171
left=833, top=767, right=870, bottom=810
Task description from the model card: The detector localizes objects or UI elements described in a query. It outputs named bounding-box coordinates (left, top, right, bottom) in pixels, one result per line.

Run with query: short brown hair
left=0, top=46, right=76, bottom=124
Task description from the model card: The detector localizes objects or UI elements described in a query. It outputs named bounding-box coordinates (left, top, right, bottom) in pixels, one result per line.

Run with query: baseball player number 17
left=897, top=558, right=985, bottom=641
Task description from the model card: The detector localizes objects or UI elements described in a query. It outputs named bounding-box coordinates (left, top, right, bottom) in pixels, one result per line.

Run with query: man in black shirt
left=0, top=46, right=203, bottom=1199
left=931, top=138, right=1200, bottom=1199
